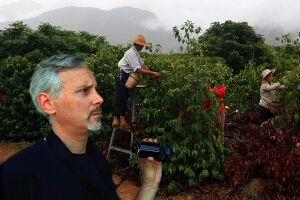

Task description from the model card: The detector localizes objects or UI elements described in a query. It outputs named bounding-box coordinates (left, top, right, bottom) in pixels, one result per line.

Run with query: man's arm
left=141, top=64, right=150, bottom=71
left=136, top=65, right=159, bottom=78
left=135, top=157, right=162, bottom=200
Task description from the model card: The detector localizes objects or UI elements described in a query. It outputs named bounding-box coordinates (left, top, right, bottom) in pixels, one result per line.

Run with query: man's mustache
left=88, top=107, right=102, bottom=118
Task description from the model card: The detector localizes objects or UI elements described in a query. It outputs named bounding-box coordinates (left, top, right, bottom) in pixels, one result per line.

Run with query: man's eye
left=80, top=88, right=88, bottom=93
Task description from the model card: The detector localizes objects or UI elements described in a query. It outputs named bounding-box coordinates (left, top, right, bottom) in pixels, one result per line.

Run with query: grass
left=241, top=185, right=258, bottom=199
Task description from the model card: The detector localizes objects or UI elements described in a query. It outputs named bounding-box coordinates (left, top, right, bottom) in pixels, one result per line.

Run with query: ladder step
left=114, top=128, right=131, bottom=132
left=110, top=146, right=132, bottom=155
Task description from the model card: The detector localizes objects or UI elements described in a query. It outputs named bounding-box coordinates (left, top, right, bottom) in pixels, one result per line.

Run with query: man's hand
left=135, top=139, right=162, bottom=200
left=151, top=72, right=160, bottom=78
left=138, top=157, right=162, bottom=186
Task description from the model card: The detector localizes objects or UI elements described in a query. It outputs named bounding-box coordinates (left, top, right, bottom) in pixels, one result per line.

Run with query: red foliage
left=224, top=112, right=300, bottom=196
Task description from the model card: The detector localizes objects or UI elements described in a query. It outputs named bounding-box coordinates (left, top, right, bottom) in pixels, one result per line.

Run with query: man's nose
left=93, top=91, right=104, bottom=106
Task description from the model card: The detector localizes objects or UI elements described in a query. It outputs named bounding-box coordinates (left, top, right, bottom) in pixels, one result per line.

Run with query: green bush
left=0, top=22, right=114, bottom=141
left=225, top=62, right=265, bottom=113
left=0, top=56, right=50, bottom=140
left=135, top=53, right=232, bottom=186
left=0, top=21, right=109, bottom=59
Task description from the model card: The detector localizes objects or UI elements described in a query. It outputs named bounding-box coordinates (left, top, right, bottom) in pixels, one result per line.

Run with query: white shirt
left=118, top=46, right=144, bottom=74
left=259, top=81, right=286, bottom=109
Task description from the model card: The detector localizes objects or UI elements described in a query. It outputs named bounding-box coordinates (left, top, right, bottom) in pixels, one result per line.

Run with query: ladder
left=106, top=85, right=146, bottom=160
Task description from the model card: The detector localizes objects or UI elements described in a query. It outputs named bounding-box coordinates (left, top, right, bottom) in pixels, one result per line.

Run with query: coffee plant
left=134, top=53, right=232, bottom=191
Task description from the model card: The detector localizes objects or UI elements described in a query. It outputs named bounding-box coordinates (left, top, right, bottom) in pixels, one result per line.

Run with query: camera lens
left=131, top=141, right=173, bottom=162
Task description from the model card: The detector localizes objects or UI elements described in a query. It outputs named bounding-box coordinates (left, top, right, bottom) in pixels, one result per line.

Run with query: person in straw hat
left=112, top=34, right=160, bottom=130
left=259, top=68, right=287, bottom=124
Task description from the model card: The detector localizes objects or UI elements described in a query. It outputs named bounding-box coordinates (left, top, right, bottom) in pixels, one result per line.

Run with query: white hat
left=261, top=68, right=276, bottom=79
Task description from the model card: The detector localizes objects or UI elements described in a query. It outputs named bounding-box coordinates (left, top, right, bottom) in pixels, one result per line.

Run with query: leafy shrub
left=0, top=22, right=114, bottom=141
left=0, top=56, right=50, bottom=140
left=0, top=21, right=109, bottom=59
left=225, top=62, right=265, bottom=113
left=135, top=53, right=232, bottom=186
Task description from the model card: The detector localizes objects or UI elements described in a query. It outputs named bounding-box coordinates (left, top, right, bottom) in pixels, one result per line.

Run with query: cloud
left=0, top=0, right=299, bottom=41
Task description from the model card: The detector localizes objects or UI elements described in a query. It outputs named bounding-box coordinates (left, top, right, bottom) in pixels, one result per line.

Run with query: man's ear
left=37, top=93, right=55, bottom=115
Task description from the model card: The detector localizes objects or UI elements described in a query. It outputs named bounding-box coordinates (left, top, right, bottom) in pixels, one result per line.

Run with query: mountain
left=0, top=5, right=181, bottom=53
left=0, top=1, right=293, bottom=51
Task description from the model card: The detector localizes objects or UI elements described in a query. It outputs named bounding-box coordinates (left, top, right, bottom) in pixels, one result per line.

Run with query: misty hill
left=0, top=6, right=181, bottom=53
left=0, top=1, right=293, bottom=51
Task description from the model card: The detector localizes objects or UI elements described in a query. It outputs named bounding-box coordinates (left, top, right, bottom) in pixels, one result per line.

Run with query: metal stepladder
left=106, top=85, right=146, bottom=160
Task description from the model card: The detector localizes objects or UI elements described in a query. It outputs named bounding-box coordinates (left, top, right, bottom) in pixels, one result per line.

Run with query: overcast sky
left=0, top=0, right=299, bottom=34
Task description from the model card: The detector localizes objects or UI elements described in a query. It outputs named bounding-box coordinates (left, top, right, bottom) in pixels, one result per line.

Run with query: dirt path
left=0, top=142, right=21, bottom=163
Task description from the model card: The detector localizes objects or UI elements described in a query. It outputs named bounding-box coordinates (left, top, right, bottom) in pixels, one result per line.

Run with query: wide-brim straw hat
left=128, top=34, right=149, bottom=46
left=261, top=68, right=276, bottom=79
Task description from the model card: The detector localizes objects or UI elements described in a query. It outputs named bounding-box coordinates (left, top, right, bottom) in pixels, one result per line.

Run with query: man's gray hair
left=29, top=55, right=87, bottom=120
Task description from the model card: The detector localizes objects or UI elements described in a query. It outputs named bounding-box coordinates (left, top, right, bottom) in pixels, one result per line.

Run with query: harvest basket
left=125, top=73, right=141, bottom=89
left=270, top=101, right=283, bottom=115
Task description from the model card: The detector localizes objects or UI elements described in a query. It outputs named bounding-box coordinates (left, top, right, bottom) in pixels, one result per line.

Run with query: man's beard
left=87, top=120, right=102, bottom=131
left=87, top=107, right=102, bottom=131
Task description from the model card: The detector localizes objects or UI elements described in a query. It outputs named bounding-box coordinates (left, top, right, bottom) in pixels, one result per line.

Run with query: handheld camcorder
left=131, top=141, right=173, bottom=163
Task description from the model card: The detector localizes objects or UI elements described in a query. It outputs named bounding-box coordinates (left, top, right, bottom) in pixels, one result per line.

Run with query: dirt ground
left=0, top=141, right=252, bottom=200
